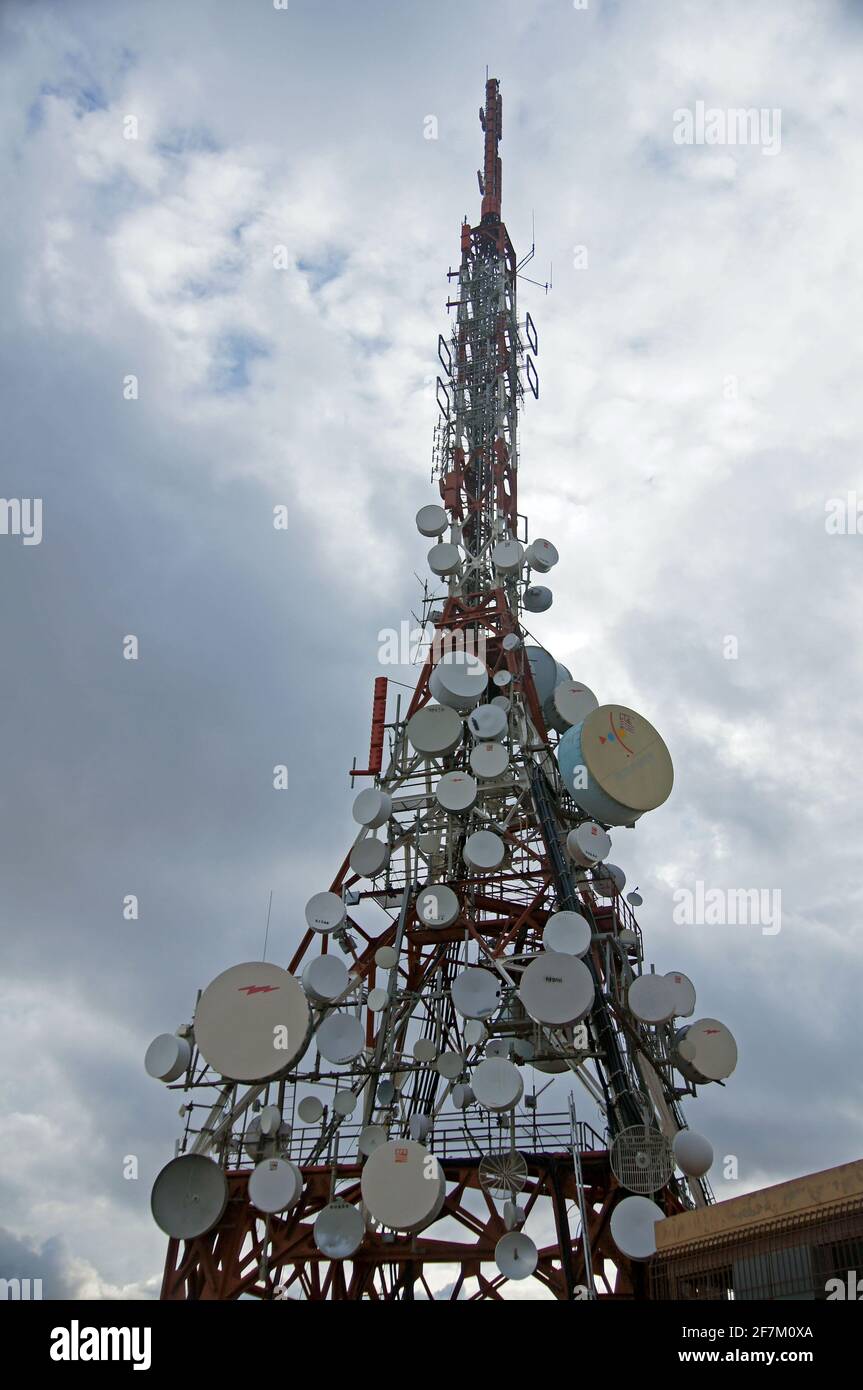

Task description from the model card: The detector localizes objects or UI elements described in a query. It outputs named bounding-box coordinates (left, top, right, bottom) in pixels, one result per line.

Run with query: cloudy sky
left=1, top=0, right=861, bottom=1298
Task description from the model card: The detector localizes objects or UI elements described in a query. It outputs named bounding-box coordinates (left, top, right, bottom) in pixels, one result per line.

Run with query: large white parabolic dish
left=194, top=962, right=310, bottom=1081
left=151, top=1154, right=228, bottom=1239
left=360, top=1140, right=446, bottom=1234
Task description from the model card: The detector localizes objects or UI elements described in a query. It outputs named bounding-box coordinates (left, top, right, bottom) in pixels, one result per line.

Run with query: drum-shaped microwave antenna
left=566, top=821, right=611, bottom=867
left=415, top=503, right=448, bottom=538
left=145, top=1033, right=191, bottom=1083
left=406, top=704, right=463, bottom=756
left=429, top=651, right=488, bottom=709
left=305, top=891, right=347, bottom=935
left=673, top=1130, right=714, bottom=1178
left=352, top=787, right=392, bottom=829
left=558, top=705, right=674, bottom=826
left=451, top=967, right=501, bottom=1020
left=248, top=1157, right=303, bottom=1215
left=416, top=883, right=460, bottom=928
left=665, top=971, right=697, bottom=1018
left=518, top=953, right=594, bottom=1026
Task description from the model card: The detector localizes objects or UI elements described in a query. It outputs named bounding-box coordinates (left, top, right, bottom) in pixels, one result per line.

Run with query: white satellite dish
left=305, top=891, right=347, bottom=935
left=451, top=967, right=501, bottom=1020
left=429, top=651, right=488, bottom=709
left=501, top=633, right=522, bottom=652
left=435, top=770, right=478, bottom=813
left=360, top=1141, right=446, bottom=1234
left=463, top=1019, right=487, bottom=1046
left=545, top=680, right=599, bottom=734
left=463, top=830, right=505, bottom=871
left=194, top=962, right=310, bottom=1082
left=524, top=585, right=553, bottom=613
left=673, top=1130, right=714, bottom=1178
left=495, top=1231, right=538, bottom=1280
left=302, top=955, right=350, bottom=1005
left=316, top=1014, right=366, bottom=1066
left=490, top=695, right=511, bottom=711
left=352, top=787, right=392, bottom=829
left=484, top=1037, right=512, bottom=1058
left=151, top=1155, right=228, bottom=1239
left=408, top=1114, right=431, bottom=1142
left=435, top=1050, right=464, bottom=1080
left=566, top=821, right=611, bottom=868
left=627, top=890, right=643, bottom=907
left=665, top=971, right=696, bottom=1018
left=412, top=1037, right=438, bottom=1062
left=358, top=1124, right=388, bottom=1157
left=592, top=863, right=626, bottom=898
left=492, top=669, right=512, bottom=689
left=350, top=837, right=390, bottom=879
left=467, top=704, right=508, bottom=741
left=542, top=910, right=591, bottom=958
left=628, top=973, right=676, bottom=1025
left=367, top=987, right=389, bottom=1013
left=377, top=1078, right=396, bottom=1106
left=610, top=1195, right=664, bottom=1261
left=297, top=1095, right=324, bottom=1124
left=330, top=1090, right=355, bottom=1118
left=524, top=646, right=558, bottom=704
left=557, top=705, right=674, bottom=826
left=470, top=741, right=510, bottom=780
left=375, top=945, right=399, bottom=969
left=491, top=538, right=524, bottom=574
left=427, top=542, right=462, bottom=576
left=524, top=538, right=559, bottom=573
left=416, top=503, right=448, bottom=538
left=248, top=1157, right=303, bottom=1215
left=451, top=1083, right=474, bottom=1110
left=315, top=1199, right=365, bottom=1259
left=406, top=704, right=463, bottom=757
left=472, top=1058, right=524, bottom=1112
left=674, top=1019, right=737, bottom=1083
left=415, top=883, right=460, bottom=928
left=145, top=1034, right=192, bottom=1083
left=518, top=954, right=594, bottom=1026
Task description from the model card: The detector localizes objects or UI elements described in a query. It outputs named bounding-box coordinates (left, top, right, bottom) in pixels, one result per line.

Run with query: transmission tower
left=147, top=77, right=737, bottom=1302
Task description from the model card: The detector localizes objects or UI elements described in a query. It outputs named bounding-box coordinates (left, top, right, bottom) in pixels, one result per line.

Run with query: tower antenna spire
left=478, top=75, right=503, bottom=220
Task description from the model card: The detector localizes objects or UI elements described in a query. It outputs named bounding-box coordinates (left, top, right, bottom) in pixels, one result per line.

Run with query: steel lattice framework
left=155, top=78, right=715, bottom=1302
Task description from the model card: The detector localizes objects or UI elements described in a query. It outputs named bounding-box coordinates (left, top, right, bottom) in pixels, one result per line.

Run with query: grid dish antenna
left=610, top=1125, right=674, bottom=1195
left=478, top=1150, right=529, bottom=1196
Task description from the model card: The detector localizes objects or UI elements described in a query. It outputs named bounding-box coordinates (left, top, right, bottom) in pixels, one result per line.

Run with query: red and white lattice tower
left=148, top=78, right=737, bottom=1302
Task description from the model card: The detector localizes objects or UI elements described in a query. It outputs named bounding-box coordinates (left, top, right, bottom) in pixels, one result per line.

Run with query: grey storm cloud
left=1, top=0, right=861, bottom=1297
